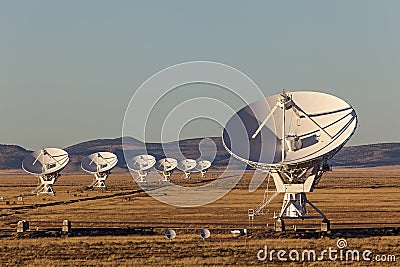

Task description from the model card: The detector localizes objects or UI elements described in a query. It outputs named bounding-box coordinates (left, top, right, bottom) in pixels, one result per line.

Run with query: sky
left=1, top=1, right=399, bottom=150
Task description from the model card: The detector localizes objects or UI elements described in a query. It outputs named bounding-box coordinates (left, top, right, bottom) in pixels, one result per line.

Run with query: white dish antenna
left=200, top=228, right=210, bottom=241
left=81, top=152, right=118, bottom=189
left=128, top=155, right=156, bottom=182
left=22, top=148, right=69, bottom=196
left=223, top=91, right=357, bottom=168
left=223, top=91, right=357, bottom=231
left=165, top=229, right=176, bottom=241
left=177, top=159, right=197, bottom=179
left=195, top=160, right=212, bottom=177
left=155, top=158, right=178, bottom=182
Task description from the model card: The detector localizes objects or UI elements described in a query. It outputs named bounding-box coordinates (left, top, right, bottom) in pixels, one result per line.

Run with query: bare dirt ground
left=0, top=167, right=399, bottom=266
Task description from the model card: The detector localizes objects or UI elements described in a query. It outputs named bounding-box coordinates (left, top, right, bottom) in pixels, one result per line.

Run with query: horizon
left=2, top=135, right=399, bottom=151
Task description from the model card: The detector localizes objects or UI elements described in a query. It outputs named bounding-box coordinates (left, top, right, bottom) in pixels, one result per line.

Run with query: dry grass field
left=0, top=167, right=399, bottom=266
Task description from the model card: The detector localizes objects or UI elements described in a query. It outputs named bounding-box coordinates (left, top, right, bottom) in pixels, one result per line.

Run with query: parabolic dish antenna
left=128, top=155, right=156, bottom=182
left=22, top=148, right=69, bottom=196
left=223, top=91, right=357, bottom=231
left=155, top=158, right=178, bottom=182
left=177, top=159, right=197, bottom=179
left=195, top=160, right=212, bottom=177
left=165, top=229, right=176, bottom=241
left=223, top=91, right=357, bottom=168
left=81, top=152, right=118, bottom=189
left=200, top=228, right=210, bottom=241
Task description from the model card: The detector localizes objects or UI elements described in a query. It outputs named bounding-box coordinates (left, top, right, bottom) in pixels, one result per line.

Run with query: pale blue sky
left=1, top=1, right=399, bottom=149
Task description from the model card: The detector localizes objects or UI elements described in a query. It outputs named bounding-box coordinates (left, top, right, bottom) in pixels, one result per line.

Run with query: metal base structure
left=274, top=218, right=285, bottom=232
left=279, top=192, right=327, bottom=219
left=274, top=218, right=331, bottom=232
left=273, top=192, right=330, bottom=232
left=33, top=173, right=60, bottom=196
left=88, top=172, right=109, bottom=189
left=321, top=219, right=330, bottom=232
left=270, top=163, right=331, bottom=232
left=161, top=171, right=173, bottom=182
left=136, top=170, right=148, bottom=183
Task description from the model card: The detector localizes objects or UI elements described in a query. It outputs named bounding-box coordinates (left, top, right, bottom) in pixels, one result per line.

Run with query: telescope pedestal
left=137, top=170, right=148, bottom=182
left=279, top=192, right=327, bottom=219
left=33, top=173, right=60, bottom=196
left=88, top=172, right=109, bottom=189
left=271, top=164, right=330, bottom=232
left=161, top=171, right=173, bottom=182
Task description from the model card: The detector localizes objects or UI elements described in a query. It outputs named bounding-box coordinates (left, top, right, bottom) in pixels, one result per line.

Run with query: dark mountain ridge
left=1, top=138, right=399, bottom=172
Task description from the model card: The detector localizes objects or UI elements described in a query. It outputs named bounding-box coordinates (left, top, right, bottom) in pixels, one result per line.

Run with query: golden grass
left=0, top=234, right=398, bottom=266
left=0, top=168, right=399, bottom=266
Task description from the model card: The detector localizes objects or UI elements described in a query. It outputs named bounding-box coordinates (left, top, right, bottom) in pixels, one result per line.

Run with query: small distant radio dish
left=155, top=158, right=178, bottom=182
left=200, top=228, right=210, bottom=241
left=165, top=229, right=176, bottom=241
left=177, top=159, right=197, bottom=179
left=195, top=160, right=212, bottom=177
left=81, top=152, right=118, bottom=189
left=223, top=91, right=357, bottom=231
left=22, top=148, right=69, bottom=196
left=128, top=155, right=156, bottom=182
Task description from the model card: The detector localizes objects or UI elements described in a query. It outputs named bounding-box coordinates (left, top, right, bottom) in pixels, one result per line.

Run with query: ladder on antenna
left=254, top=191, right=280, bottom=216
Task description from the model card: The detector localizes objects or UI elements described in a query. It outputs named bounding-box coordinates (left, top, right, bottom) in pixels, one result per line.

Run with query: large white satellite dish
left=223, top=91, right=357, bottom=231
left=177, top=159, right=197, bottom=179
left=155, top=158, right=178, bottom=182
left=22, top=148, right=69, bottom=196
left=128, top=155, right=156, bottom=182
left=81, top=152, right=118, bottom=189
left=195, top=160, right=212, bottom=177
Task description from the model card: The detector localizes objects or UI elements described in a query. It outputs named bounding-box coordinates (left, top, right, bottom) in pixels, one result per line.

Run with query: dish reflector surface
left=222, top=91, right=357, bottom=168
left=200, top=228, right=210, bottom=239
left=177, top=159, right=197, bottom=172
left=22, top=148, right=69, bottom=175
left=128, top=155, right=156, bottom=171
left=81, top=152, right=118, bottom=174
left=155, top=158, right=178, bottom=172
left=195, top=160, right=211, bottom=171
left=165, top=229, right=176, bottom=240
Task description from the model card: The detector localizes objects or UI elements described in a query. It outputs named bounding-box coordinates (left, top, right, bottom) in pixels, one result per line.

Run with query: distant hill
left=63, top=137, right=233, bottom=173
left=0, top=145, right=31, bottom=170
left=331, top=143, right=400, bottom=167
left=64, top=138, right=400, bottom=169
left=0, top=138, right=399, bottom=171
